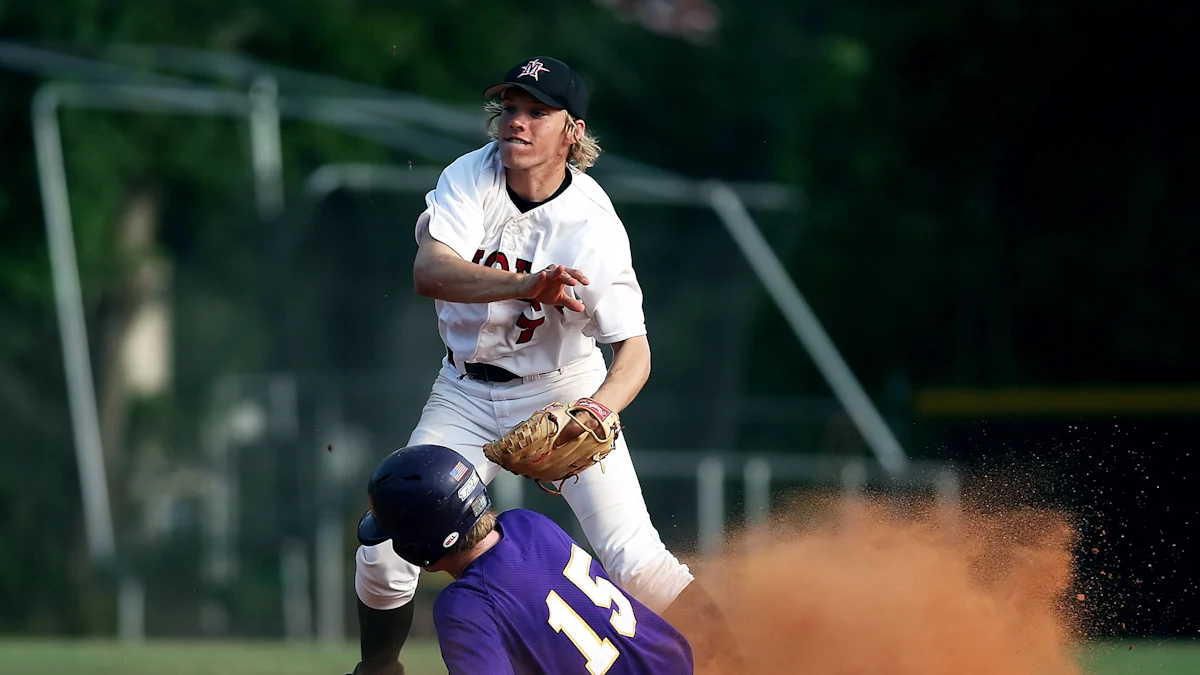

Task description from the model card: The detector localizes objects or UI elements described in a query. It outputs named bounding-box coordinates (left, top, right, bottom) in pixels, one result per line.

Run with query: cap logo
left=518, top=58, right=550, bottom=81
left=443, top=532, right=460, bottom=548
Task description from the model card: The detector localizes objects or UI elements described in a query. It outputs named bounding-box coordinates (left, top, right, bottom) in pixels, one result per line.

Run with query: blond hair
left=484, top=100, right=602, bottom=171
left=448, top=509, right=498, bottom=556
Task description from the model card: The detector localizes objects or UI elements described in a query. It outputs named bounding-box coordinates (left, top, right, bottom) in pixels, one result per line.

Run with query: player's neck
left=506, top=163, right=568, bottom=203
left=445, top=529, right=502, bottom=579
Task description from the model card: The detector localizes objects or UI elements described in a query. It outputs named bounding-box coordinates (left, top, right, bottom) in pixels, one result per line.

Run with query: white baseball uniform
left=354, top=142, right=694, bottom=614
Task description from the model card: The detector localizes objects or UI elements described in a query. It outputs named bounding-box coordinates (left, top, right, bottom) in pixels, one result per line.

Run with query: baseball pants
left=354, top=349, right=694, bottom=614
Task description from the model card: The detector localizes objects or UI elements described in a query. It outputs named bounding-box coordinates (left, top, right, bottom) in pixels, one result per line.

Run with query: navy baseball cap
left=357, top=444, right=491, bottom=567
left=484, top=56, right=589, bottom=120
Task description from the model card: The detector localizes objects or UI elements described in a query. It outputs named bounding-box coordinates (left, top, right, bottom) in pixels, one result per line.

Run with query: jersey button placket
left=500, top=219, right=519, bottom=252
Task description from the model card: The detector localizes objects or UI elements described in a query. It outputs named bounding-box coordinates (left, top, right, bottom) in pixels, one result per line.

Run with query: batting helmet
left=356, top=444, right=491, bottom=567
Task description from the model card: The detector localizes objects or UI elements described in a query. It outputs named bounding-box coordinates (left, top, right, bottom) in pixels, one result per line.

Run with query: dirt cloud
left=691, top=492, right=1086, bottom=675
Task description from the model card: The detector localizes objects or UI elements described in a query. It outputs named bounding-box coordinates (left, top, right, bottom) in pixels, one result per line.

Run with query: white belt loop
left=520, top=367, right=563, bottom=384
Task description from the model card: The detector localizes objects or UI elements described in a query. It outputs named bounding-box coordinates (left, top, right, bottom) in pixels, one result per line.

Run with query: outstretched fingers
left=536, top=265, right=587, bottom=312
left=543, top=265, right=590, bottom=287
left=551, top=266, right=577, bottom=286
left=562, top=267, right=590, bottom=286
left=559, top=292, right=586, bottom=313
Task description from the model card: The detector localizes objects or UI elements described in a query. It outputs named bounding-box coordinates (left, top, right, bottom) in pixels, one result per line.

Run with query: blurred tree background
left=1, top=0, right=1195, bottom=641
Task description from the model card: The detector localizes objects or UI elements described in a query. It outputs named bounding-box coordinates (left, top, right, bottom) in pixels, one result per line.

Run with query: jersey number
left=475, top=250, right=563, bottom=343
left=546, top=545, right=637, bottom=675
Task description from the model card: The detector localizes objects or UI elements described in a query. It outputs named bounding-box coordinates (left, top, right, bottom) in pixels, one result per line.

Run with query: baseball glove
left=483, top=398, right=622, bottom=494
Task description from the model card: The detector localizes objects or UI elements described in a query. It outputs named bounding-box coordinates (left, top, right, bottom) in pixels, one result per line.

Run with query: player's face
left=497, top=90, right=576, bottom=171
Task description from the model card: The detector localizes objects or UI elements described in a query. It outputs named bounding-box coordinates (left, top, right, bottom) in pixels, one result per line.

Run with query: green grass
left=1078, top=640, right=1200, bottom=675
left=0, top=639, right=447, bottom=675
left=0, top=638, right=1195, bottom=674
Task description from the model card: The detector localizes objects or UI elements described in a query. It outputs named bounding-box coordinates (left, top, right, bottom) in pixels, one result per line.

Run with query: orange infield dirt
left=689, top=491, right=1087, bottom=675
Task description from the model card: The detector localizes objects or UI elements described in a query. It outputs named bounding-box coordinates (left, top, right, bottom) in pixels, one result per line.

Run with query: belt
left=447, top=347, right=521, bottom=383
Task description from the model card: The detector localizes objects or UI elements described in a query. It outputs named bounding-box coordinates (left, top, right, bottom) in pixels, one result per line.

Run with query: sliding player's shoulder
left=499, top=507, right=556, bottom=530
left=498, top=509, right=575, bottom=544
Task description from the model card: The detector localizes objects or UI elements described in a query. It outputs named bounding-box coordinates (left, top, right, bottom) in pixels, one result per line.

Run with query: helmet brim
left=356, top=509, right=391, bottom=547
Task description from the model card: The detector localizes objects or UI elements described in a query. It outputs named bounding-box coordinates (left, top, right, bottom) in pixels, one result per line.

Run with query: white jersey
left=416, top=142, right=647, bottom=377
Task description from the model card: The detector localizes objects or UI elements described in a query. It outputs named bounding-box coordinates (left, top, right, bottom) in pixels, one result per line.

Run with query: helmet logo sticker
left=449, top=461, right=469, bottom=481
left=458, top=471, right=480, bottom=501
left=471, top=494, right=488, bottom=517
left=443, top=532, right=460, bottom=548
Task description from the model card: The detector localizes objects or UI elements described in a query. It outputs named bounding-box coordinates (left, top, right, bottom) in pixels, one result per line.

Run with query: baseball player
left=348, top=56, right=741, bottom=675
left=356, top=444, right=695, bottom=674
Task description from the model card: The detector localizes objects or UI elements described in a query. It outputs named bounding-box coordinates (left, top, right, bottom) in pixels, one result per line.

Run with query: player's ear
left=566, top=117, right=585, bottom=145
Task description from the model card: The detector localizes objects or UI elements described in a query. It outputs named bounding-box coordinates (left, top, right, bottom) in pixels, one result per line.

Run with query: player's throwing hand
left=521, top=264, right=590, bottom=313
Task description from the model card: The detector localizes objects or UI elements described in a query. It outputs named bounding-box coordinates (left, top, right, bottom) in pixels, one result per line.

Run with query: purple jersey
left=432, top=509, right=694, bottom=675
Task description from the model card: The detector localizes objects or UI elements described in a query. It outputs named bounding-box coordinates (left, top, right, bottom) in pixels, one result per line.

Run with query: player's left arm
left=588, top=335, right=651, bottom=414
left=558, top=231, right=651, bottom=442
left=554, top=334, right=650, bottom=446
left=578, top=228, right=651, bottom=416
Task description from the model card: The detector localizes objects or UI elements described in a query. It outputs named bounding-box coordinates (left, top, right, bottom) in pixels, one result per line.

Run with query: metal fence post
left=743, top=457, right=772, bottom=550
left=840, top=459, right=868, bottom=528
left=935, top=467, right=961, bottom=537
left=697, top=457, right=725, bottom=556
left=31, top=86, right=116, bottom=569
left=249, top=75, right=284, bottom=221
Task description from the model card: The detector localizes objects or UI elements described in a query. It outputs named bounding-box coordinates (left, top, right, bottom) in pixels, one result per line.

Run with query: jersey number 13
left=546, top=544, right=638, bottom=675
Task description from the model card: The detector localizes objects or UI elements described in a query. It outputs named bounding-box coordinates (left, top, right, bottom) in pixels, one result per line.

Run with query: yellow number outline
left=545, top=544, right=639, bottom=674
